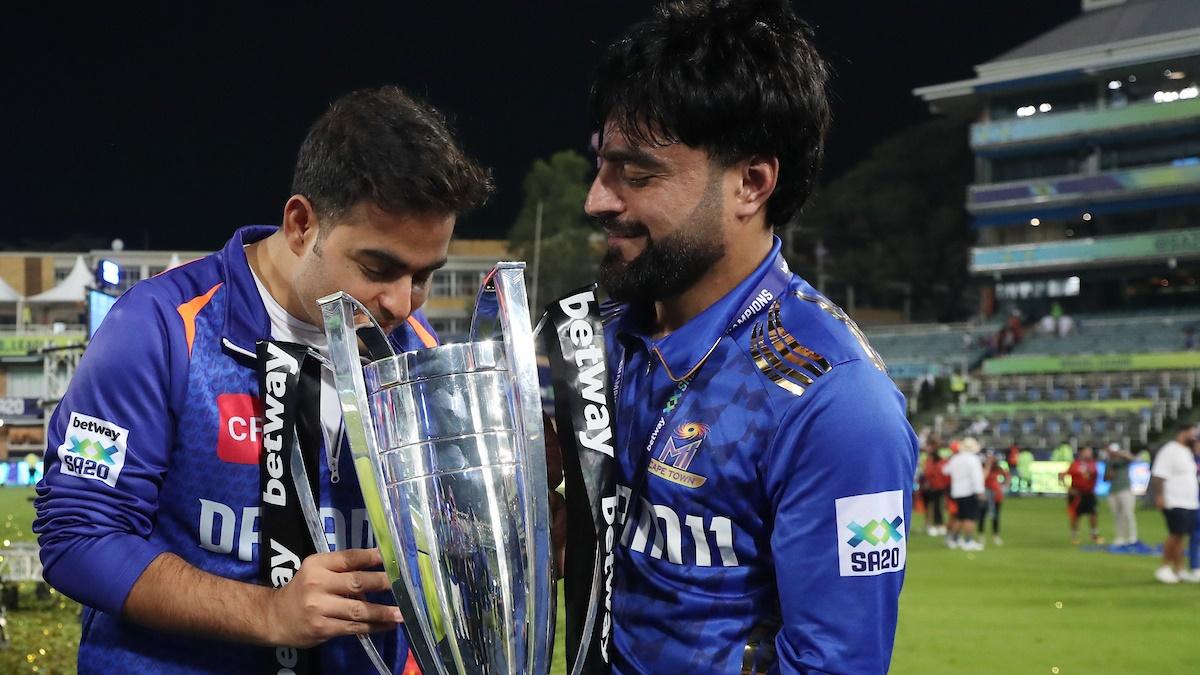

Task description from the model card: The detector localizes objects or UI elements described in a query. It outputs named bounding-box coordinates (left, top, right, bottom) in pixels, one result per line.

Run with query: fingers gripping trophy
left=319, top=263, right=566, bottom=675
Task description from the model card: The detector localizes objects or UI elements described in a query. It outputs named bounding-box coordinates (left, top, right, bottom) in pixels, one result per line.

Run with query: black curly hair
left=589, top=0, right=831, bottom=228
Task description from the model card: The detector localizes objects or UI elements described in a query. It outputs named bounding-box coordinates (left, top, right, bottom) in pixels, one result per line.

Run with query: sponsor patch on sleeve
left=835, top=489, right=906, bottom=577
left=57, top=412, right=129, bottom=488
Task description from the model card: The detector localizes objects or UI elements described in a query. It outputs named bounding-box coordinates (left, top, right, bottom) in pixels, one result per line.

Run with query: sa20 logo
left=846, top=516, right=904, bottom=573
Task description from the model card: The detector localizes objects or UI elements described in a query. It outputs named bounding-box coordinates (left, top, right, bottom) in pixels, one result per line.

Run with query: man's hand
left=265, top=548, right=403, bottom=648
left=123, top=548, right=401, bottom=649
left=1155, top=494, right=1166, bottom=510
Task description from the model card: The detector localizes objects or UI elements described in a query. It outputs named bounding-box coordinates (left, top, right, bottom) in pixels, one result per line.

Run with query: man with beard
left=584, top=1, right=918, bottom=673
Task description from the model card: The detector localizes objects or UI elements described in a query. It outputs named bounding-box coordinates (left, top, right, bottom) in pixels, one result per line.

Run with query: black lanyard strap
left=544, top=284, right=619, bottom=675
left=257, top=340, right=324, bottom=675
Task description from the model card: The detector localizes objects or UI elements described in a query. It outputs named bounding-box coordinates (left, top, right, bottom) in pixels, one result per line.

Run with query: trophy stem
left=318, top=292, right=445, bottom=675
left=488, top=264, right=554, bottom=675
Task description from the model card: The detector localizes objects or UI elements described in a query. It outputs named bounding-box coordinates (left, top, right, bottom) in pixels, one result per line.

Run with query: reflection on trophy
left=318, top=263, right=553, bottom=675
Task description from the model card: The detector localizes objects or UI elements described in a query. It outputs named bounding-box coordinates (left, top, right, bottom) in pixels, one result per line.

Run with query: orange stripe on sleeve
left=407, top=315, right=438, bottom=348
left=176, top=283, right=223, bottom=356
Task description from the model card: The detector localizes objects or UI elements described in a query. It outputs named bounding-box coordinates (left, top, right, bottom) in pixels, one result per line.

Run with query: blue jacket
left=604, top=239, right=918, bottom=674
left=34, top=226, right=435, bottom=674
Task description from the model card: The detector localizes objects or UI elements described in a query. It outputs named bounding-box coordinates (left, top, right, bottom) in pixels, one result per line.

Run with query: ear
left=733, top=155, right=779, bottom=222
left=281, top=195, right=320, bottom=256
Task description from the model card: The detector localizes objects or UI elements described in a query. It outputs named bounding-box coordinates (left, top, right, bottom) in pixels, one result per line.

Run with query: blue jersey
left=33, top=226, right=436, bottom=674
left=604, top=239, right=917, bottom=674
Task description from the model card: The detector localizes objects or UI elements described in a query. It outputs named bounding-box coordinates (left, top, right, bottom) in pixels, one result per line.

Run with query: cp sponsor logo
left=835, top=490, right=906, bottom=577
left=57, top=412, right=128, bottom=488
left=217, top=393, right=264, bottom=464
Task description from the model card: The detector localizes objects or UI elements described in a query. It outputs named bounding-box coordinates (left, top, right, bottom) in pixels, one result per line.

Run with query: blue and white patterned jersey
left=33, top=226, right=436, bottom=674
left=603, top=238, right=918, bottom=674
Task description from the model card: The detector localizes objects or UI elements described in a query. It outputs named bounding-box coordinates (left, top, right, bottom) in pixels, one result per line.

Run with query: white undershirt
left=248, top=266, right=344, bottom=478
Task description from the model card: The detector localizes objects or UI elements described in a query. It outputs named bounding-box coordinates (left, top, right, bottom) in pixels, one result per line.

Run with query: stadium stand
left=868, top=322, right=1000, bottom=369
left=1012, top=310, right=1200, bottom=356
left=866, top=321, right=1001, bottom=413
left=925, top=306, right=1200, bottom=452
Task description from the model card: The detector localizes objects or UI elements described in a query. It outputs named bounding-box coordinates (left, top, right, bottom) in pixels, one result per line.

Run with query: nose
left=584, top=170, right=623, bottom=218
left=376, top=277, right=414, bottom=325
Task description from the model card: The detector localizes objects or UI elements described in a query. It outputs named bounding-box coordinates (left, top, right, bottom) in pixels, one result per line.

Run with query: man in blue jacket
left=34, top=86, right=492, bottom=673
left=586, top=2, right=918, bottom=672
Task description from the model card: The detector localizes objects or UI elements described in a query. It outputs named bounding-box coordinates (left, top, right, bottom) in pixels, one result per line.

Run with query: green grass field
left=0, top=487, right=80, bottom=675
left=3, top=486, right=1197, bottom=674
left=893, top=497, right=1197, bottom=674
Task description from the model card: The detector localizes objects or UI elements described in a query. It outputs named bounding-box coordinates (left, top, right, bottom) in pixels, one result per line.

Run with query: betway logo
left=557, top=290, right=613, bottom=458
left=70, top=416, right=121, bottom=443
left=260, top=343, right=298, bottom=508
left=598, top=494, right=617, bottom=662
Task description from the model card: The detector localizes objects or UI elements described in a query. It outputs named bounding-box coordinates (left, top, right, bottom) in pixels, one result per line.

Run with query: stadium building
left=862, top=0, right=1200, bottom=491
left=915, top=0, right=1200, bottom=320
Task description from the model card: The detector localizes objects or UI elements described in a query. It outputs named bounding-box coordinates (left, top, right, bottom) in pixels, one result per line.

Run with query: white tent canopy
left=0, top=275, right=22, bottom=302
left=28, top=256, right=91, bottom=303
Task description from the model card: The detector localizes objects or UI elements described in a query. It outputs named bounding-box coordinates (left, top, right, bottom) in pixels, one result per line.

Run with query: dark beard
left=597, top=171, right=726, bottom=302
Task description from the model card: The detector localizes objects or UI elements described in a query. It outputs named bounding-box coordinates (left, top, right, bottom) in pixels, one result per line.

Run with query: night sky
left=1, top=1, right=1080, bottom=251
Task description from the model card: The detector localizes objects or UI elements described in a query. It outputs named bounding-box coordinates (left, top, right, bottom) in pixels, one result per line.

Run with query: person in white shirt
left=1150, top=425, right=1200, bottom=584
left=942, top=437, right=986, bottom=551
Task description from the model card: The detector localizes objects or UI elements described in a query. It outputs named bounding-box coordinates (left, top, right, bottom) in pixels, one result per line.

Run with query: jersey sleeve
left=33, top=284, right=184, bottom=616
left=762, top=359, right=918, bottom=674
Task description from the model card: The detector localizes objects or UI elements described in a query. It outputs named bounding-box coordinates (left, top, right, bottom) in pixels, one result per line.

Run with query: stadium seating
left=1012, top=310, right=1200, bottom=356
left=867, top=322, right=1000, bottom=370
left=973, top=370, right=1195, bottom=410
left=932, top=368, right=1198, bottom=452
left=864, top=322, right=1001, bottom=415
left=935, top=404, right=1157, bottom=454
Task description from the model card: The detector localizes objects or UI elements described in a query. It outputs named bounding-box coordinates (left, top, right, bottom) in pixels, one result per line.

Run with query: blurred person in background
left=1103, top=442, right=1138, bottom=548
left=1151, top=425, right=1199, bottom=583
left=1051, top=441, right=1074, bottom=462
left=979, top=451, right=1009, bottom=546
left=1007, top=443, right=1021, bottom=492
left=1186, top=435, right=1200, bottom=581
left=943, top=437, right=985, bottom=551
left=1059, top=446, right=1103, bottom=545
left=922, top=442, right=949, bottom=536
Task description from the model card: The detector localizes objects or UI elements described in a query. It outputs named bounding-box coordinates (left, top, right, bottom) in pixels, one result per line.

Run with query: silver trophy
left=318, top=262, right=553, bottom=675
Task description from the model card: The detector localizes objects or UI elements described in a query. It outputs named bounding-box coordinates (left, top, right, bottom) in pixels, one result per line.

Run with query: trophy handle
left=479, top=263, right=554, bottom=675
left=317, top=291, right=444, bottom=675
